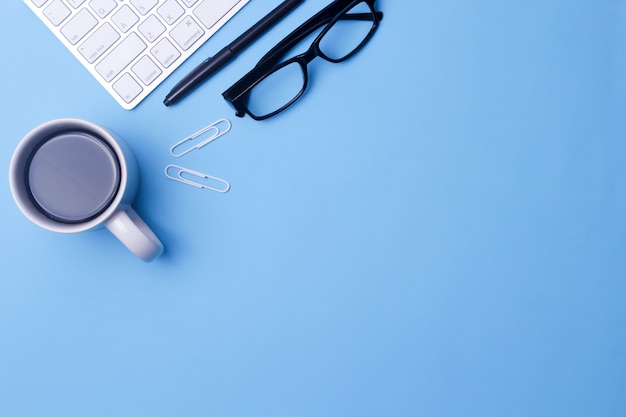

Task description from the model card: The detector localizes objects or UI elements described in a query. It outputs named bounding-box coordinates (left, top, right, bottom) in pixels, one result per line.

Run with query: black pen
left=164, top=0, right=304, bottom=106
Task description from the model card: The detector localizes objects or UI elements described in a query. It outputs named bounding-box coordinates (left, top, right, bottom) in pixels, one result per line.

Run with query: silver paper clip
left=169, top=118, right=231, bottom=158
left=165, top=165, right=231, bottom=193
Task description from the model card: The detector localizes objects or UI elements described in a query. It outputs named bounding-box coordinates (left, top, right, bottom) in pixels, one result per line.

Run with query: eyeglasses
left=222, top=0, right=383, bottom=121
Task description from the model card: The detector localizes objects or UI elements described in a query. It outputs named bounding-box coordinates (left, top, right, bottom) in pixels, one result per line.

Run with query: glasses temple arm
left=256, top=6, right=383, bottom=69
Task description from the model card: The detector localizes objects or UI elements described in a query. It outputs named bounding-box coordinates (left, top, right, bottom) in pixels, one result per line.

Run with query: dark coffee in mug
left=26, top=131, right=121, bottom=224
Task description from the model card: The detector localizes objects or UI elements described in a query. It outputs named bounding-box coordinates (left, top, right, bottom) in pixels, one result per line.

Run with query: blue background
left=1, top=1, right=626, bottom=416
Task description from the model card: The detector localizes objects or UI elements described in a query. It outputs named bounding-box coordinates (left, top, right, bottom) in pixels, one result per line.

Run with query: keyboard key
left=138, top=15, right=165, bottom=43
left=170, top=15, right=204, bottom=51
left=43, top=0, right=71, bottom=26
left=96, top=33, right=146, bottom=82
left=130, top=0, right=158, bottom=16
left=194, top=0, right=240, bottom=29
left=157, top=0, right=185, bottom=25
left=88, top=0, right=117, bottom=18
left=111, top=5, right=139, bottom=33
left=151, top=38, right=181, bottom=68
left=78, top=22, right=120, bottom=63
left=61, top=8, right=97, bottom=45
left=132, top=55, right=162, bottom=85
left=113, top=73, right=143, bottom=103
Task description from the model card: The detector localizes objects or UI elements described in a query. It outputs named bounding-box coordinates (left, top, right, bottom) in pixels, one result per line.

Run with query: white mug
left=9, top=118, right=164, bottom=262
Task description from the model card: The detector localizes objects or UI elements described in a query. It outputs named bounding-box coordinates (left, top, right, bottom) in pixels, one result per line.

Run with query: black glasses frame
left=222, top=0, right=383, bottom=121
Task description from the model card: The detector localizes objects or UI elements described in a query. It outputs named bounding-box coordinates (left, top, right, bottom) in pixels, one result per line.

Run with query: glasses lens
left=247, top=61, right=305, bottom=119
left=319, top=2, right=376, bottom=62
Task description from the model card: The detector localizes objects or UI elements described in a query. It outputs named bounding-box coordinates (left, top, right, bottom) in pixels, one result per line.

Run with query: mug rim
left=9, top=118, right=131, bottom=234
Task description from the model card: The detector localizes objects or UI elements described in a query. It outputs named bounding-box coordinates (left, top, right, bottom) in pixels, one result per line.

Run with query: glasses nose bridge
left=300, top=46, right=321, bottom=65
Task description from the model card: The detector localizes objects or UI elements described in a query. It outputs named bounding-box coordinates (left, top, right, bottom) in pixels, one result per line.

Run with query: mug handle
left=105, top=208, right=164, bottom=262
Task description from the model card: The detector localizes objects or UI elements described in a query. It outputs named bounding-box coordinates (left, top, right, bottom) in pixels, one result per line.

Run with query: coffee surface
left=27, top=131, right=120, bottom=223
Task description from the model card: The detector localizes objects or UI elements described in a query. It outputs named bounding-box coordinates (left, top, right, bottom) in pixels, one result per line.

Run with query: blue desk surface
left=1, top=1, right=625, bottom=416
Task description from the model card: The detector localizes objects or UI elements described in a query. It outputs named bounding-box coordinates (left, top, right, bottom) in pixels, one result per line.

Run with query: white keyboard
left=24, top=0, right=250, bottom=109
